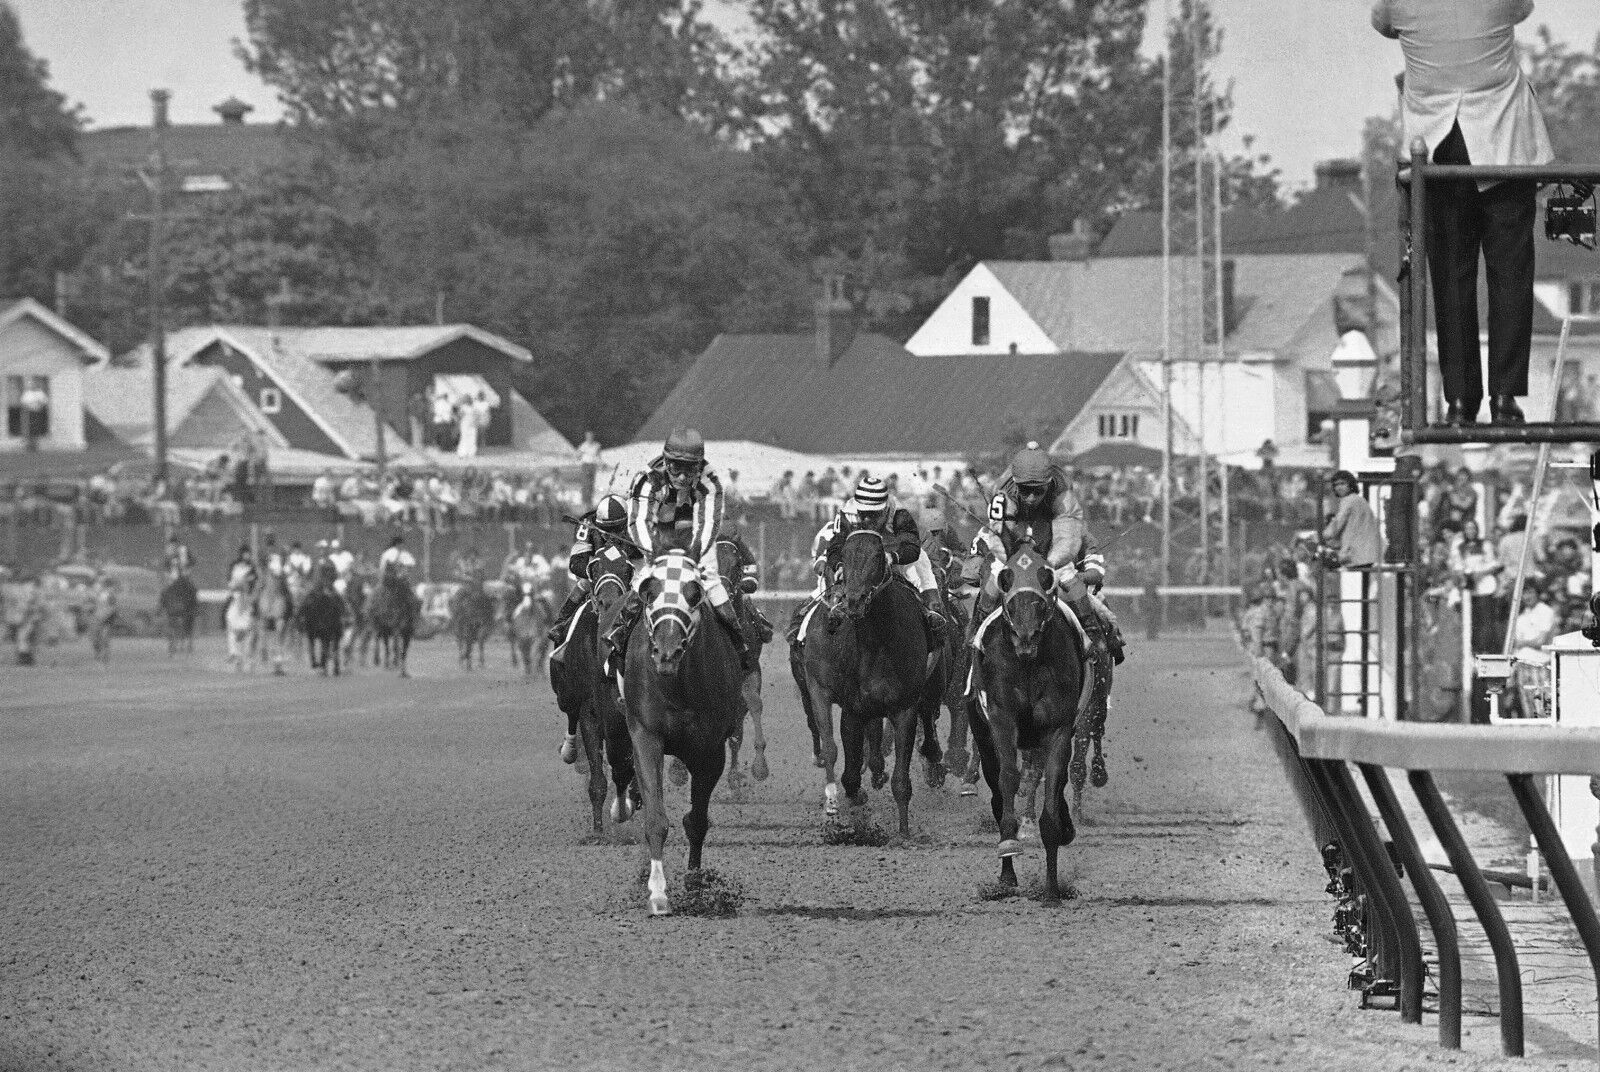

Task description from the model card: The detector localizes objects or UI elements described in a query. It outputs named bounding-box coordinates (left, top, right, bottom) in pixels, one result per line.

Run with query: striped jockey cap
left=853, top=476, right=889, bottom=510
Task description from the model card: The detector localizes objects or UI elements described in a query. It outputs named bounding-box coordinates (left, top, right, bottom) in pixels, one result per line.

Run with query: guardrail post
left=1313, top=758, right=1425, bottom=1022
left=1409, top=770, right=1524, bottom=1057
left=1359, top=763, right=1460, bottom=1047
left=1507, top=773, right=1600, bottom=1056
left=1305, top=758, right=1399, bottom=999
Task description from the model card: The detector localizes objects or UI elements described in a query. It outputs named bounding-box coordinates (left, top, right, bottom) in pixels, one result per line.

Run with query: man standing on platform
left=1373, top=0, right=1553, bottom=427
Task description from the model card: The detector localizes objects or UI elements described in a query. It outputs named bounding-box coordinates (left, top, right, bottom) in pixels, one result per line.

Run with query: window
left=1096, top=412, right=1139, bottom=439
left=259, top=387, right=282, bottom=414
left=971, top=296, right=990, bottom=346
left=1569, top=280, right=1600, bottom=315
left=5, top=375, right=49, bottom=440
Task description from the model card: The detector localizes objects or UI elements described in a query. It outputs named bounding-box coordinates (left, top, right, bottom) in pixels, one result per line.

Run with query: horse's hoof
left=870, top=769, right=889, bottom=790
left=822, top=783, right=839, bottom=816
left=610, top=794, right=636, bottom=824
left=998, top=839, right=1024, bottom=859
left=1018, top=818, right=1037, bottom=841
left=648, top=894, right=673, bottom=917
left=668, top=757, right=689, bottom=788
left=959, top=781, right=978, bottom=797
left=1091, top=756, right=1109, bottom=788
left=750, top=752, right=770, bottom=782
left=559, top=734, right=578, bottom=764
left=848, top=790, right=869, bottom=808
left=924, top=759, right=948, bottom=790
left=812, top=755, right=825, bottom=769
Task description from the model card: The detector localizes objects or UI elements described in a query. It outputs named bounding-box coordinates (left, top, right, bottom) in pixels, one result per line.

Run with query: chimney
left=1314, top=158, right=1363, bottom=194
left=1048, top=217, right=1095, bottom=262
left=815, top=274, right=856, bottom=368
left=214, top=96, right=254, bottom=125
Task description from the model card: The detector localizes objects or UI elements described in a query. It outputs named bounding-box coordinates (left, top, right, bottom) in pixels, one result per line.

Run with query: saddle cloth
left=550, top=602, right=588, bottom=660
left=795, top=600, right=822, bottom=645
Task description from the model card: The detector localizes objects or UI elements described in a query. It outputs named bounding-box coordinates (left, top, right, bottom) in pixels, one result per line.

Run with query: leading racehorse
left=968, top=540, right=1091, bottom=903
left=799, top=527, right=943, bottom=835
left=370, top=564, right=418, bottom=677
left=619, top=549, right=745, bottom=915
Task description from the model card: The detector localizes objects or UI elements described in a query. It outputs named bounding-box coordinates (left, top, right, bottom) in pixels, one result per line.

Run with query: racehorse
left=369, top=565, right=418, bottom=677
left=256, top=569, right=293, bottom=675
left=798, top=528, right=944, bottom=835
left=619, top=549, right=745, bottom=915
left=551, top=545, right=637, bottom=834
left=967, top=540, right=1091, bottom=903
left=451, top=570, right=496, bottom=670
left=704, top=537, right=769, bottom=786
left=158, top=574, right=198, bottom=656
left=298, top=564, right=346, bottom=675
left=342, top=573, right=373, bottom=669
left=223, top=576, right=258, bottom=673
left=508, top=583, right=554, bottom=676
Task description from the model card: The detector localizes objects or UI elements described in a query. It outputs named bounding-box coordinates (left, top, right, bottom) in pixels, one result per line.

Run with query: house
left=114, top=324, right=576, bottom=465
left=0, top=298, right=108, bottom=453
left=82, top=364, right=284, bottom=454
left=634, top=284, right=1144, bottom=472
left=79, top=97, right=297, bottom=196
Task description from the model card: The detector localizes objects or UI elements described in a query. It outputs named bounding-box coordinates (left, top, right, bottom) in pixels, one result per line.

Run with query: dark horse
left=299, top=565, right=346, bottom=675
left=370, top=565, right=418, bottom=677
left=550, top=546, right=637, bottom=835
left=158, top=574, right=198, bottom=656
left=451, top=570, right=496, bottom=669
left=799, top=528, right=943, bottom=835
left=620, top=550, right=745, bottom=915
left=968, top=540, right=1091, bottom=903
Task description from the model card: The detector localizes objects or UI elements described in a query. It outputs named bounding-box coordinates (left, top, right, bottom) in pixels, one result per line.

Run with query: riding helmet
left=594, top=494, right=628, bottom=531
left=853, top=475, right=889, bottom=511
left=662, top=427, right=706, bottom=464
left=1011, top=444, right=1053, bottom=487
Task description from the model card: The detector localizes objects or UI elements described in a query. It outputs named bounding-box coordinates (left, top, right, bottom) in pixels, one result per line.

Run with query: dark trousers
left=1425, top=123, right=1537, bottom=404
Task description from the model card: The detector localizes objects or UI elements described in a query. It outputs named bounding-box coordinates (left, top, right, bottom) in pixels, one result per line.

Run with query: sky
left=10, top=0, right=1599, bottom=192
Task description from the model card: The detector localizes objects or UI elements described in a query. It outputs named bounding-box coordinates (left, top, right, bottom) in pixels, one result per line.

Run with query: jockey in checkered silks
left=602, top=428, right=753, bottom=671
left=961, top=444, right=1125, bottom=665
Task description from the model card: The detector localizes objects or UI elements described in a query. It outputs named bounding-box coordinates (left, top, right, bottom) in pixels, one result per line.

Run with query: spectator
left=1322, top=471, right=1382, bottom=568
left=1453, top=518, right=1504, bottom=656
left=312, top=468, right=338, bottom=510
left=1510, top=583, right=1558, bottom=652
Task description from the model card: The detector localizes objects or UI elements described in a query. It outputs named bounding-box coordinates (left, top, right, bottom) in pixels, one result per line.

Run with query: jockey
left=378, top=534, right=417, bottom=580
left=716, top=518, right=775, bottom=646
left=962, top=444, right=1124, bottom=664
left=785, top=499, right=848, bottom=646
left=163, top=532, right=196, bottom=580
left=261, top=533, right=285, bottom=578
left=822, top=475, right=946, bottom=638
left=327, top=538, right=355, bottom=594
left=286, top=541, right=313, bottom=580
left=602, top=428, right=750, bottom=671
left=546, top=493, right=634, bottom=653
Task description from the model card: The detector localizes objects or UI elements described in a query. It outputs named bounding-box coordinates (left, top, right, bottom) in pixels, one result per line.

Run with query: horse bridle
left=842, top=528, right=894, bottom=610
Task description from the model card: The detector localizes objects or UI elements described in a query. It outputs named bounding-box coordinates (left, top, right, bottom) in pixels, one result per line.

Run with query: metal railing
left=1255, top=656, right=1600, bottom=1058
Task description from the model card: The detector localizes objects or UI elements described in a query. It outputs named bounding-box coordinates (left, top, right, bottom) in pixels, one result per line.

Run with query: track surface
left=0, top=631, right=1572, bottom=1070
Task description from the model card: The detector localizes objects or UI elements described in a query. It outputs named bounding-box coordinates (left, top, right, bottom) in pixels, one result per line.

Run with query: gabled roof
left=80, top=365, right=287, bottom=449
left=0, top=297, right=109, bottom=364
left=237, top=324, right=533, bottom=364
left=635, top=332, right=1123, bottom=457
left=983, top=254, right=1369, bottom=358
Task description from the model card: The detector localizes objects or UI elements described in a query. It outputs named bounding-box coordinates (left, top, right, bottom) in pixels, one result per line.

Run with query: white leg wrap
left=647, top=859, right=671, bottom=916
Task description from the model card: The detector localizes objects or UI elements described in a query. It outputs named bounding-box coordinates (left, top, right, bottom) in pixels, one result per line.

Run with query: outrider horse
left=968, top=540, right=1091, bottom=903
left=451, top=569, right=496, bottom=670
left=800, top=528, right=943, bottom=836
left=299, top=564, right=346, bottom=675
left=619, top=549, right=745, bottom=915
left=158, top=574, right=198, bottom=656
left=370, top=565, right=417, bottom=677
left=550, top=545, right=637, bottom=835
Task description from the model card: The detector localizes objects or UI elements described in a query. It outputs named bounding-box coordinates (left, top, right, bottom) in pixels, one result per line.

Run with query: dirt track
left=0, top=630, right=1583, bottom=1070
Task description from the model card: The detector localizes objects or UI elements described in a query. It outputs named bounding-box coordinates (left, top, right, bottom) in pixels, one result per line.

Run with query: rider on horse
left=962, top=444, right=1125, bottom=665
left=378, top=534, right=417, bottom=581
left=545, top=494, right=634, bottom=654
left=820, top=475, right=947, bottom=639
left=602, top=428, right=752, bottom=671
left=716, top=518, right=776, bottom=645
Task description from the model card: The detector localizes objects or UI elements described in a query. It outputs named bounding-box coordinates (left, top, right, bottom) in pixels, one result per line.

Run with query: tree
left=0, top=2, right=105, bottom=306
left=1526, top=27, right=1600, bottom=162
left=237, top=0, right=732, bottom=128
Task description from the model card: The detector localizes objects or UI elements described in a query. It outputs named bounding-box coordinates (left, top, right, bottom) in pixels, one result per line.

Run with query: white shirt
left=431, top=392, right=454, bottom=423
left=329, top=549, right=354, bottom=576
left=379, top=546, right=417, bottom=570
left=1373, top=0, right=1553, bottom=177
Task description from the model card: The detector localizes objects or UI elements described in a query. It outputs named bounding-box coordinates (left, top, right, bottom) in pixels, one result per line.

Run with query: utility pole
left=371, top=357, right=387, bottom=485
left=1160, top=0, right=1174, bottom=596
left=147, top=89, right=170, bottom=484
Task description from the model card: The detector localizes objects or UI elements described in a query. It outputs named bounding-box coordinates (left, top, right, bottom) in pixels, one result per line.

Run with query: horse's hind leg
left=804, top=670, right=840, bottom=814
left=838, top=706, right=869, bottom=807
left=1038, top=724, right=1078, bottom=904
left=1090, top=685, right=1111, bottom=788
left=744, top=666, right=768, bottom=781
left=724, top=718, right=746, bottom=791
left=793, top=648, right=824, bottom=768
left=580, top=712, right=607, bottom=834
left=918, top=683, right=946, bottom=789
left=889, top=709, right=918, bottom=838
left=865, top=718, right=888, bottom=790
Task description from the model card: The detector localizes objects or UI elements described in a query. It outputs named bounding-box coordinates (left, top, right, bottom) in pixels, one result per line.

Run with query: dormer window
left=971, top=296, right=990, bottom=346
left=259, top=387, right=282, bottom=414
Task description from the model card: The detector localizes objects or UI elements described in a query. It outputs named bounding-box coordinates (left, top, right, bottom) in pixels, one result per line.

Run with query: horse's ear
left=997, top=567, right=1014, bottom=592
left=1037, top=565, right=1055, bottom=592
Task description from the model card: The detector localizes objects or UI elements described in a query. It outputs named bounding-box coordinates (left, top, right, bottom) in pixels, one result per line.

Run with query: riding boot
left=918, top=589, right=947, bottom=643
left=751, top=605, right=775, bottom=645
left=1066, top=593, right=1109, bottom=664
left=603, top=592, right=643, bottom=676
left=786, top=599, right=811, bottom=647
left=714, top=600, right=755, bottom=672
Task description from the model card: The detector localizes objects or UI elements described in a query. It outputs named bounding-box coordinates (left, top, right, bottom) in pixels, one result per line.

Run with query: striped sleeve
left=627, top=473, right=652, bottom=555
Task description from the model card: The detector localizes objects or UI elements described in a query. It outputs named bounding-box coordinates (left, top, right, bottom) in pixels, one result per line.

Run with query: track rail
left=1254, top=657, right=1600, bottom=1059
